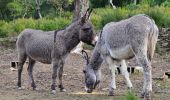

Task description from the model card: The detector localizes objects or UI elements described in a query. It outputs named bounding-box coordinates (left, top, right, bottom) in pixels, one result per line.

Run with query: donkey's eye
left=83, top=70, right=86, bottom=73
left=82, top=28, right=90, bottom=31
left=83, top=30, right=89, bottom=32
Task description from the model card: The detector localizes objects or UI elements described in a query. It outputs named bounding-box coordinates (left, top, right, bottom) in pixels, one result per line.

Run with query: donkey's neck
left=63, top=22, right=82, bottom=52
left=89, top=43, right=103, bottom=70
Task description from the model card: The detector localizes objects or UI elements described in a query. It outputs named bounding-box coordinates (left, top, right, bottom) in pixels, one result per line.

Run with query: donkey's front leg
left=106, top=57, right=116, bottom=96
left=51, top=60, right=62, bottom=94
left=58, top=65, right=66, bottom=92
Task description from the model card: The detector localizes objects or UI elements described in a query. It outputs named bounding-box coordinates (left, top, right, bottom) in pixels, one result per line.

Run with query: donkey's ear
left=81, top=8, right=93, bottom=23
left=87, top=8, right=93, bottom=20
left=81, top=50, right=89, bottom=65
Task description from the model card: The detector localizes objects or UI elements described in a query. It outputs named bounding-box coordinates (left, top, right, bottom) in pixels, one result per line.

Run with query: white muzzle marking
left=92, top=36, right=98, bottom=45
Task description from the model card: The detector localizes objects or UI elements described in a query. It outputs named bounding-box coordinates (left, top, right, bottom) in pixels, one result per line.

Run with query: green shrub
left=145, top=6, right=170, bottom=27
left=91, top=14, right=102, bottom=30
left=122, top=91, right=139, bottom=100
left=0, top=21, right=7, bottom=37
left=0, top=22, right=15, bottom=37
left=35, top=18, right=70, bottom=31
left=0, top=17, right=71, bottom=38
left=7, top=2, right=23, bottom=19
left=91, top=5, right=170, bottom=29
left=0, top=5, right=170, bottom=38
left=125, top=4, right=140, bottom=10
left=0, top=20, right=6, bottom=26
left=161, top=1, right=170, bottom=7
left=92, top=7, right=129, bottom=29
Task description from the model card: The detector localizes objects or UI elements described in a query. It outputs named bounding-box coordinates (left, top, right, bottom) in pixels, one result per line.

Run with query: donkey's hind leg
left=133, top=48, right=152, bottom=100
left=27, top=58, right=36, bottom=90
left=119, top=60, right=133, bottom=89
left=105, top=56, right=116, bottom=96
left=17, top=52, right=27, bottom=89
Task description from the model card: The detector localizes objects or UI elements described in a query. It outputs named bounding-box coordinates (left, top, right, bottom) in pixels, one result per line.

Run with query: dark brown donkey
left=16, top=9, right=97, bottom=94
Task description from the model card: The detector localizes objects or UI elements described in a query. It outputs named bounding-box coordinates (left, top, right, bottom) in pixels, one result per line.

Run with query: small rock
left=10, top=67, right=17, bottom=71
left=102, top=88, right=109, bottom=91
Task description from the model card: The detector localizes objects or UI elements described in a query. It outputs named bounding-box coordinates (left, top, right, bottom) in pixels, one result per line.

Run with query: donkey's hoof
left=60, top=88, right=66, bottom=92
left=145, top=93, right=151, bottom=100
left=128, top=86, right=133, bottom=89
left=108, top=91, right=114, bottom=96
left=33, top=87, right=39, bottom=91
left=141, top=92, right=151, bottom=100
left=18, top=87, right=22, bottom=90
left=51, top=90, right=57, bottom=94
left=17, top=86, right=25, bottom=90
left=140, top=93, right=144, bottom=98
left=127, top=87, right=133, bottom=91
left=145, top=97, right=151, bottom=100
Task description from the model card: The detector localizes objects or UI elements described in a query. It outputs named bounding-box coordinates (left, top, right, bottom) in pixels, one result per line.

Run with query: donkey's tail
left=147, top=22, right=159, bottom=61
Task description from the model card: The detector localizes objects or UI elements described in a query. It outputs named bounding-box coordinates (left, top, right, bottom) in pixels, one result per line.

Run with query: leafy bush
left=161, top=0, right=170, bottom=7
left=0, top=20, right=7, bottom=37
left=0, top=22, right=14, bottom=37
left=7, top=2, right=23, bottom=19
left=91, top=5, right=170, bottom=29
left=0, top=5, right=170, bottom=38
left=122, top=91, right=139, bottom=100
left=0, top=17, right=71, bottom=38
left=91, top=11, right=102, bottom=30
left=36, top=18, right=70, bottom=31
left=91, top=7, right=129, bottom=29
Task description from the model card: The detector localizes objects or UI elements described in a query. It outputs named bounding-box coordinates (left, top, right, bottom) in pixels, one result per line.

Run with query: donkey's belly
left=34, top=57, right=51, bottom=64
left=108, top=45, right=134, bottom=60
left=28, top=53, right=52, bottom=64
left=26, top=46, right=52, bottom=64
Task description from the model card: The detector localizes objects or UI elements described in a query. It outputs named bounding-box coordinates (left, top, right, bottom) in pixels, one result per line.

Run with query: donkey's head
left=81, top=50, right=100, bottom=93
left=78, top=8, right=98, bottom=46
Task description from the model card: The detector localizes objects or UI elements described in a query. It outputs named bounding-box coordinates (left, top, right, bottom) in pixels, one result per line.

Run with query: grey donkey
left=16, top=9, right=98, bottom=93
left=82, top=14, right=158, bottom=100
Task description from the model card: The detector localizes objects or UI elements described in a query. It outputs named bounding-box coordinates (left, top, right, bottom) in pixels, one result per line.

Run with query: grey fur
left=16, top=9, right=97, bottom=93
left=83, top=14, right=158, bottom=100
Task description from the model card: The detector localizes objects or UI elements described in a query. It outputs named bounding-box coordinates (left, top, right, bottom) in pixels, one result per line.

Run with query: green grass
left=122, top=91, right=139, bottom=100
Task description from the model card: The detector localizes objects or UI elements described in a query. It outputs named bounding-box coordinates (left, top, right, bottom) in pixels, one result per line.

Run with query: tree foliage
left=0, top=0, right=74, bottom=20
left=0, top=0, right=169, bottom=20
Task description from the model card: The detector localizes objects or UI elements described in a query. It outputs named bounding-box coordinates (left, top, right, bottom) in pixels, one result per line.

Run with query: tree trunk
left=72, top=0, right=89, bottom=54
left=109, top=0, right=116, bottom=9
left=23, top=0, right=28, bottom=18
left=35, top=0, right=42, bottom=19
left=72, top=0, right=89, bottom=22
left=134, top=0, right=137, bottom=5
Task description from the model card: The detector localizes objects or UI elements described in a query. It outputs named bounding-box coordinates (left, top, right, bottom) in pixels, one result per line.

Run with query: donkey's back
left=102, top=14, right=158, bottom=60
left=17, top=29, right=57, bottom=64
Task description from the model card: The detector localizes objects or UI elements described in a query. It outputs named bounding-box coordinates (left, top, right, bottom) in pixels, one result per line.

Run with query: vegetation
left=0, top=0, right=170, bottom=38
left=122, top=91, right=139, bottom=100
left=0, top=17, right=71, bottom=38
left=91, top=5, right=170, bottom=30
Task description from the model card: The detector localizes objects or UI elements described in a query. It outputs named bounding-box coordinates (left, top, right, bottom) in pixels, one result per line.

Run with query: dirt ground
left=0, top=46, right=170, bottom=100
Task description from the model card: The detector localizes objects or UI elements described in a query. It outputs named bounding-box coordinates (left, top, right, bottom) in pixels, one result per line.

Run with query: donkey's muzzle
left=94, top=80, right=100, bottom=89
left=85, top=86, right=93, bottom=93
left=91, top=36, right=98, bottom=47
left=91, top=42, right=96, bottom=47
left=87, top=88, right=93, bottom=93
